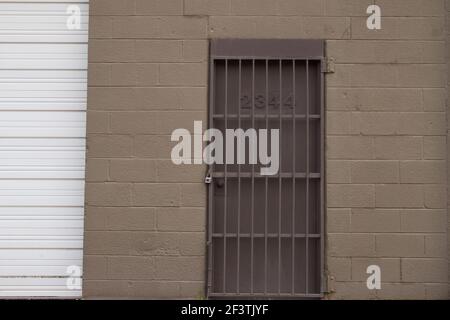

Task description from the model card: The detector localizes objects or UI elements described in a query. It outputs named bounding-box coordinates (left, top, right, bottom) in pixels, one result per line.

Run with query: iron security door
left=207, top=40, right=325, bottom=298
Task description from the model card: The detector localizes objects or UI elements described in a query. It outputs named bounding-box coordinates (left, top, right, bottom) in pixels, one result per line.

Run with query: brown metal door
left=207, top=39, right=324, bottom=298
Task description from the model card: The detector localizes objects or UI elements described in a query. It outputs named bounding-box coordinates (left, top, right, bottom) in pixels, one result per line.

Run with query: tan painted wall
left=83, top=0, right=449, bottom=299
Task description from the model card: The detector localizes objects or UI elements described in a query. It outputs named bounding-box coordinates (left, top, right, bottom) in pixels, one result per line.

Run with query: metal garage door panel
left=0, top=0, right=88, bottom=297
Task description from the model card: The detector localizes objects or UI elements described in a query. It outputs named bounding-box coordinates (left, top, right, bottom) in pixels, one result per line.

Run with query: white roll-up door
left=0, top=0, right=89, bottom=297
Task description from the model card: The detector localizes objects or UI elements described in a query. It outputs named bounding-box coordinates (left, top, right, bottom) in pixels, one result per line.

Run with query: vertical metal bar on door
left=237, top=59, right=241, bottom=294
left=223, top=59, right=228, bottom=293
left=320, top=59, right=325, bottom=294
left=250, top=59, right=255, bottom=294
left=291, top=60, right=296, bottom=294
left=264, top=59, right=269, bottom=295
left=207, top=56, right=214, bottom=296
left=305, top=60, right=310, bottom=295
left=278, top=59, right=282, bottom=294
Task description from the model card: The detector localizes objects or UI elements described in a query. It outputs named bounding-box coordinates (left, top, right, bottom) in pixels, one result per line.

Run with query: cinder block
left=90, top=0, right=135, bottom=15
left=327, top=257, right=351, bottom=281
left=209, top=16, right=350, bottom=39
left=87, top=134, right=133, bottom=158
left=399, top=160, right=446, bottom=183
left=400, top=209, right=447, bottom=232
left=296, top=17, right=351, bottom=39
left=351, top=210, right=401, bottom=232
left=327, top=40, right=404, bottom=64
left=423, top=88, right=447, bottom=111
left=88, top=63, right=110, bottom=86
left=136, top=0, right=183, bottom=15
left=374, top=136, right=422, bottom=160
left=351, top=112, right=399, bottom=135
left=375, top=184, right=423, bottom=208
left=328, top=234, right=375, bottom=257
left=85, top=183, right=133, bottom=206
left=83, top=256, right=108, bottom=280
left=424, top=184, right=446, bottom=208
left=324, top=0, right=372, bottom=16
left=329, top=282, right=377, bottom=300
left=182, top=40, right=208, bottom=62
left=277, top=0, right=324, bottom=15
left=110, top=159, right=157, bottom=182
left=84, top=231, right=204, bottom=256
left=401, top=258, right=448, bottom=282
left=156, top=207, right=205, bottom=231
left=423, top=136, right=446, bottom=159
left=155, top=256, right=205, bottom=281
left=136, top=87, right=207, bottom=110
left=89, top=87, right=138, bottom=110
left=375, top=283, right=426, bottom=299
left=82, top=280, right=129, bottom=297
left=84, top=207, right=108, bottom=230
left=327, top=111, right=351, bottom=135
left=184, top=0, right=231, bottom=15
left=351, top=258, right=401, bottom=282
left=425, top=234, right=448, bottom=257
left=327, top=184, right=374, bottom=208
left=85, top=207, right=156, bottom=231
left=136, top=64, right=159, bottom=86
left=133, top=183, right=180, bottom=206
left=208, top=16, right=258, bottom=38
left=89, top=16, right=112, bottom=39
left=88, top=280, right=181, bottom=298
left=85, top=159, right=109, bottom=182
left=134, top=135, right=174, bottom=158
left=327, top=160, right=351, bottom=183
left=159, top=63, right=207, bottom=86
left=86, top=111, right=109, bottom=133
left=230, top=0, right=278, bottom=15
left=425, top=284, right=448, bottom=299
left=110, top=112, right=159, bottom=134
left=155, top=111, right=207, bottom=135
left=351, top=17, right=445, bottom=40
left=89, top=40, right=135, bottom=63
left=112, top=16, right=160, bottom=39
left=376, top=0, right=446, bottom=17
left=156, top=160, right=205, bottom=182
left=327, top=213, right=351, bottom=232
left=328, top=64, right=396, bottom=88
left=110, top=63, right=137, bottom=86
left=129, top=281, right=182, bottom=298
left=375, top=234, right=424, bottom=257
left=396, top=64, right=446, bottom=87
left=351, top=161, right=399, bottom=184
left=327, top=136, right=373, bottom=160
left=326, top=88, right=422, bottom=112
left=108, top=256, right=156, bottom=280
left=327, top=40, right=445, bottom=64
left=179, top=282, right=205, bottom=299
left=158, top=16, right=208, bottom=39
left=421, top=41, right=446, bottom=63
left=135, top=40, right=183, bottom=63
left=180, top=183, right=207, bottom=207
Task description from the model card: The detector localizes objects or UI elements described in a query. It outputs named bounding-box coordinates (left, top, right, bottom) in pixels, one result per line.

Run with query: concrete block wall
left=83, top=0, right=449, bottom=299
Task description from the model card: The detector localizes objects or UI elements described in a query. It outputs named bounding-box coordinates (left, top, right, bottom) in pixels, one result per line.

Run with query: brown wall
left=83, top=0, right=449, bottom=299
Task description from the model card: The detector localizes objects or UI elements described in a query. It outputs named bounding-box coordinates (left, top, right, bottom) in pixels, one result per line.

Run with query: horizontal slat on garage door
left=0, top=0, right=88, bottom=297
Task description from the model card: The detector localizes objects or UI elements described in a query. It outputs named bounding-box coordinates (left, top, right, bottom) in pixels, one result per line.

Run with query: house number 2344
left=240, top=93, right=294, bottom=109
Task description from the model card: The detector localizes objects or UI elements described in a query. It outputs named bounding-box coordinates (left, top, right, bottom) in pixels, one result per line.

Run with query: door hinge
left=321, top=57, right=335, bottom=74
left=324, top=273, right=336, bottom=294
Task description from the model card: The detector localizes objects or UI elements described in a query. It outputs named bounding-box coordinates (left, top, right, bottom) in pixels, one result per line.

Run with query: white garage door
left=0, top=0, right=89, bottom=297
